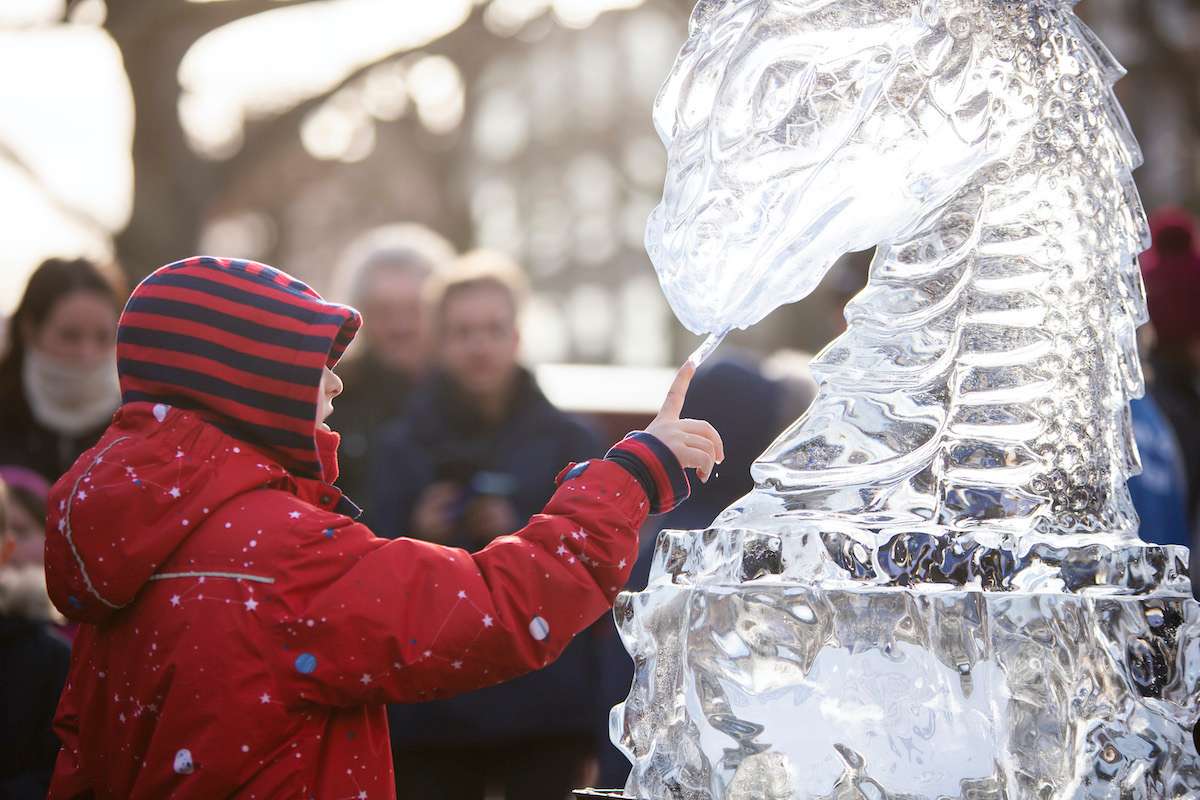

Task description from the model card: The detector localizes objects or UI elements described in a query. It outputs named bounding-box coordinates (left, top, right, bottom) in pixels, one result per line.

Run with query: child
left=0, top=466, right=52, bottom=569
left=0, top=476, right=72, bottom=799
left=42, top=257, right=722, bottom=799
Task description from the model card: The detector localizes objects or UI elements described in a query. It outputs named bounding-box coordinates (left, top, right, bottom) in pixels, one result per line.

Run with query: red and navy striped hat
left=117, top=257, right=361, bottom=480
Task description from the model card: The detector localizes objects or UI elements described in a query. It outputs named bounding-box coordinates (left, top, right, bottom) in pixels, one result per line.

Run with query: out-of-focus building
left=1081, top=0, right=1199, bottom=210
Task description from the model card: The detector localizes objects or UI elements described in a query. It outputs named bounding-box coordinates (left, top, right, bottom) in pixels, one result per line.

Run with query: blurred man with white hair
left=328, top=224, right=456, bottom=508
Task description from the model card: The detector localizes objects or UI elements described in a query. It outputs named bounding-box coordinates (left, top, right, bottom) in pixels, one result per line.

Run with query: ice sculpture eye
left=866, top=47, right=895, bottom=76
left=752, top=62, right=814, bottom=132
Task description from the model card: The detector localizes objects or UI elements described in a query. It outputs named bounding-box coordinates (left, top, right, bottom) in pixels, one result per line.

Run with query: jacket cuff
left=604, top=432, right=690, bottom=515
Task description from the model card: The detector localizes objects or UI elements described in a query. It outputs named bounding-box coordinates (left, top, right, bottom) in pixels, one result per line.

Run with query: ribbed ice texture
left=618, top=0, right=1200, bottom=796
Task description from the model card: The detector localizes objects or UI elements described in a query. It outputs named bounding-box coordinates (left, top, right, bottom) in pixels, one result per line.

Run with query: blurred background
left=2, top=0, right=1191, bottom=368
left=2, top=1, right=1200, bottom=797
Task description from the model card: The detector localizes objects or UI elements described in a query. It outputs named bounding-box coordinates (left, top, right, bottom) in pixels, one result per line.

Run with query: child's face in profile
left=317, top=366, right=344, bottom=430
left=5, top=500, right=44, bottom=568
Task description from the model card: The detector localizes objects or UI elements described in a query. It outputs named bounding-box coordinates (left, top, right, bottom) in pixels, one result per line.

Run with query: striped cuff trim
left=605, top=432, right=690, bottom=514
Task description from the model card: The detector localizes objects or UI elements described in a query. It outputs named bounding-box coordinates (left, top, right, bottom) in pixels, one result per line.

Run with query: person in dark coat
left=326, top=225, right=456, bottom=510
left=0, top=258, right=125, bottom=484
left=0, top=476, right=71, bottom=799
left=372, top=251, right=616, bottom=799
left=1142, top=207, right=1200, bottom=528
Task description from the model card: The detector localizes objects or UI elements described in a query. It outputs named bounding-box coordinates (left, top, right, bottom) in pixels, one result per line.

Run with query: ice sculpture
left=614, top=1, right=1200, bottom=797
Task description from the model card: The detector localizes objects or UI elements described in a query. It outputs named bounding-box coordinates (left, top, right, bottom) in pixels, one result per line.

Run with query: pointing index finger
left=659, top=361, right=696, bottom=420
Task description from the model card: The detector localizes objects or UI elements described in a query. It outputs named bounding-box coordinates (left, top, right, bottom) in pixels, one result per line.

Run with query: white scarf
left=22, top=348, right=121, bottom=437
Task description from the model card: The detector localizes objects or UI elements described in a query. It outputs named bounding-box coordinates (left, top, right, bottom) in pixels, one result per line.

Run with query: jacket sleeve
left=272, top=456, right=664, bottom=709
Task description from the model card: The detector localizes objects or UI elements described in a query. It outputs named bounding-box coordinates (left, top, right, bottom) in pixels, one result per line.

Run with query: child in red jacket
left=42, top=258, right=722, bottom=799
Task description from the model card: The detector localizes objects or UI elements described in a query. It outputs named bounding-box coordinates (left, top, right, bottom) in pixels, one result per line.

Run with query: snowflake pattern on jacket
left=42, top=257, right=682, bottom=799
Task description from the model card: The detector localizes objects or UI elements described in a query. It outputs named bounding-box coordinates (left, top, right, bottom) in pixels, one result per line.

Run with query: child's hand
left=646, top=362, right=725, bottom=482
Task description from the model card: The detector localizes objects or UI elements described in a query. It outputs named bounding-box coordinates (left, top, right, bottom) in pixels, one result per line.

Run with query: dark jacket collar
left=415, top=367, right=549, bottom=440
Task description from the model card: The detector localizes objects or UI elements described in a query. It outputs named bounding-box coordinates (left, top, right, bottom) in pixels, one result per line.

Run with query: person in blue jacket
left=1127, top=395, right=1190, bottom=550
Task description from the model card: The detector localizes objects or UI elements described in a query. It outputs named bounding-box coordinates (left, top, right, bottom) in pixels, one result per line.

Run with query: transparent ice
left=616, top=0, right=1200, bottom=797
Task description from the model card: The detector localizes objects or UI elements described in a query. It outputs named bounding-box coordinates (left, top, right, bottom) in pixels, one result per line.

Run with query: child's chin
left=318, top=422, right=333, bottom=432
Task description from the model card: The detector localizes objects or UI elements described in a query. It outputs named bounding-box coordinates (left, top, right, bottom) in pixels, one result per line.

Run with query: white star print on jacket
left=44, top=404, right=661, bottom=799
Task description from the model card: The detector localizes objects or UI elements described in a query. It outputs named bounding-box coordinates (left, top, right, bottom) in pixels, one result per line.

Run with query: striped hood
left=117, top=257, right=361, bottom=481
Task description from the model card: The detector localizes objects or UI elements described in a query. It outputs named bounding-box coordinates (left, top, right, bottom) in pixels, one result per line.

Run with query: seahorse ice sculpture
left=614, top=1, right=1200, bottom=797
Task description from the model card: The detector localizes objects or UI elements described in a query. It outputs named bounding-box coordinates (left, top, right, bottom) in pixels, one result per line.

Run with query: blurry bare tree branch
left=52, top=0, right=483, bottom=283
left=214, top=7, right=494, bottom=272
left=0, top=138, right=109, bottom=235
left=2, top=0, right=1192, bottom=305
left=1079, top=0, right=1200, bottom=208
left=98, top=0, right=328, bottom=280
left=1129, top=1, right=1200, bottom=136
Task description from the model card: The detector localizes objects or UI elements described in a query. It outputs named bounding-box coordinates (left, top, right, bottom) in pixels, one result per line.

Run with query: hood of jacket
left=45, top=257, right=361, bottom=623
left=117, top=257, right=360, bottom=480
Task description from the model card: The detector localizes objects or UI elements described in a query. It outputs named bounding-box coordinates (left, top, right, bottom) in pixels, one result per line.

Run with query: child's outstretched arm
left=271, top=363, right=722, bottom=709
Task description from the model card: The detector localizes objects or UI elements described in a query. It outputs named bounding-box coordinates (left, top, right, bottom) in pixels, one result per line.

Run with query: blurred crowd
left=3, top=206, right=1200, bottom=798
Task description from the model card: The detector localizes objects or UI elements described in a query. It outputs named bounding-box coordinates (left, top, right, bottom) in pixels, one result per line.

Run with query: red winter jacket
left=43, top=258, right=687, bottom=799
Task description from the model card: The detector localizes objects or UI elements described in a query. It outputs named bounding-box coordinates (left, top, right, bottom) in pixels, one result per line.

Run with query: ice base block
left=612, top=527, right=1200, bottom=799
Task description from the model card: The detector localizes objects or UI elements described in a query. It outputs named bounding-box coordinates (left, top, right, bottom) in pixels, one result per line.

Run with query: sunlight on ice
left=616, top=1, right=1200, bottom=797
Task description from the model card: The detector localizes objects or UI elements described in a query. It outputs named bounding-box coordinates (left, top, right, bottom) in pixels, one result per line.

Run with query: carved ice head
left=648, top=0, right=1070, bottom=334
